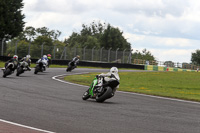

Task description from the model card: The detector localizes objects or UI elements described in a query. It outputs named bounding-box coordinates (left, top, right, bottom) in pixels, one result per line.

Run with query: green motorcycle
left=82, top=75, right=120, bottom=103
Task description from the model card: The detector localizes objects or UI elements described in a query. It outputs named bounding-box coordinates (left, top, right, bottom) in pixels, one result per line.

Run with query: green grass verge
left=64, top=72, right=200, bottom=102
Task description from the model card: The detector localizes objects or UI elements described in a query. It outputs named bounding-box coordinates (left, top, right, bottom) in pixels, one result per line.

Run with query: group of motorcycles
left=2, top=60, right=48, bottom=78
left=2, top=59, right=119, bottom=103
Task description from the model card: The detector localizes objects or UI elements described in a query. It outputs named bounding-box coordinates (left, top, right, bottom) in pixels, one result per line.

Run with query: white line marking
left=52, top=72, right=89, bottom=87
left=0, top=119, right=55, bottom=133
left=52, top=73, right=200, bottom=105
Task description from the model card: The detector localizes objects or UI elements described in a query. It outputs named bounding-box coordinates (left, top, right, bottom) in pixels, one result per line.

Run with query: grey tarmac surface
left=0, top=68, right=200, bottom=133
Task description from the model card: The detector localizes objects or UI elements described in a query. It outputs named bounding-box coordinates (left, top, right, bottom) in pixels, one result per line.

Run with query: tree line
left=3, top=0, right=200, bottom=65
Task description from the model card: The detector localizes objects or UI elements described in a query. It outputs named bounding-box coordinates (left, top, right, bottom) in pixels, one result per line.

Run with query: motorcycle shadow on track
left=81, top=98, right=119, bottom=104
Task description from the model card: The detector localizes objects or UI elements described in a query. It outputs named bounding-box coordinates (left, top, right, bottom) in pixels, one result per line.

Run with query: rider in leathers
left=98, top=67, right=120, bottom=94
left=71, top=55, right=80, bottom=66
left=2, top=55, right=19, bottom=72
left=36, top=55, right=49, bottom=70
left=20, top=55, right=31, bottom=71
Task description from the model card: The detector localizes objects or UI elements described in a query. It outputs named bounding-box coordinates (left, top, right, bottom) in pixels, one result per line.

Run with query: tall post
left=108, top=48, right=112, bottom=62
left=41, top=42, right=45, bottom=57
left=92, top=46, right=96, bottom=61
left=115, top=48, right=119, bottom=62
left=100, top=47, right=104, bottom=62
left=123, top=49, right=126, bottom=63
left=64, top=46, right=66, bottom=60
left=28, top=42, right=31, bottom=55
left=15, top=40, right=19, bottom=55
left=128, top=49, right=133, bottom=64
left=74, top=46, right=77, bottom=57
left=53, top=44, right=57, bottom=60
left=1, top=38, right=6, bottom=56
left=83, top=46, right=87, bottom=60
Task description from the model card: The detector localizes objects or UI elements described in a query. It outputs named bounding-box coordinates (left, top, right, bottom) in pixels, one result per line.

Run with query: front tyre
left=82, top=90, right=90, bottom=100
left=96, top=87, right=113, bottom=103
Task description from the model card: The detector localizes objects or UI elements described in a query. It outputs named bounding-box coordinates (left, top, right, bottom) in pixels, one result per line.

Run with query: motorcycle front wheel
left=82, top=89, right=90, bottom=100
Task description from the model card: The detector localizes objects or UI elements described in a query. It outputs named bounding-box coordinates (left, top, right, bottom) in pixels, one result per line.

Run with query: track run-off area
left=0, top=68, right=200, bottom=133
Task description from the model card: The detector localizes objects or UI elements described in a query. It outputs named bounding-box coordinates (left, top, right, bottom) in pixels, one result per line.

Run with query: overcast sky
left=22, top=0, right=200, bottom=63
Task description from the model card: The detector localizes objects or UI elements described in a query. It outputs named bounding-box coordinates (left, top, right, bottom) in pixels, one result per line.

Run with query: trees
left=65, top=21, right=131, bottom=50
left=0, top=0, right=25, bottom=41
left=132, top=49, right=155, bottom=61
left=191, top=49, right=200, bottom=65
left=6, top=26, right=64, bottom=58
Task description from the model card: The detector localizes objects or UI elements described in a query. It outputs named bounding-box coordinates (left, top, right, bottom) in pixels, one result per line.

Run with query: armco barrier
left=145, top=65, right=197, bottom=72
left=0, top=56, right=144, bottom=69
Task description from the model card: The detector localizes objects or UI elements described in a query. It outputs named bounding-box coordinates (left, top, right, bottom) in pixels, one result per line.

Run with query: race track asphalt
left=0, top=68, right=200, bottom=133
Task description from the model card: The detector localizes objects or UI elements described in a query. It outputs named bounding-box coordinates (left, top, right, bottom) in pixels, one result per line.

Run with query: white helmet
left=43, top=55, right=47, bottom=58
left=26, top=55, right=31, bottom=59
left=110, top=67, right=118, bottom=74
left=13, top=55, right=18, bottom=60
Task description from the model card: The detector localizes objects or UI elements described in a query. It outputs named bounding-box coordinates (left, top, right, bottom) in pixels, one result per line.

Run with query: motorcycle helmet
left=47, top=54, right=51, bottom=57
left=43, top=55, right=47, bottom=58
left=13, top=55, right=18, bottom=60
left=110, top=67, right=118, bottom=74
left=43, top=55, right=48, bottom=60
left=26, top=55, right=31, bottom=59
left=76, top=55, right=80, bottom=58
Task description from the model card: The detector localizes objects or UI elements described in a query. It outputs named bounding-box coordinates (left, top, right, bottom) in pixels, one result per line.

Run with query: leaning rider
left=20, top=55, right=32, bottom=71
left=71, top=55, right=80, bottom=66
left=36, top=55, right=49, bottom=70
left=98, top=67, right=120, bottom=94
left=2, top=55, right=19, bottom=72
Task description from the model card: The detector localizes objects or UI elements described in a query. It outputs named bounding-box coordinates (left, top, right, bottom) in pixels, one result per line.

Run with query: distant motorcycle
left=82, top=75, right=120, bottom=102
left=34, top=61, right=46, bottom=74
left=16, top=61, right=30, bottom=76
left=66, top=61, right=76, bottom=72
left=3, top=62, right=15, bottom=78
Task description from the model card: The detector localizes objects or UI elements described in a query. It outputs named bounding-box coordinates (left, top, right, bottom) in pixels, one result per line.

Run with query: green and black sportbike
left=82, top=75, right=119, bottom=103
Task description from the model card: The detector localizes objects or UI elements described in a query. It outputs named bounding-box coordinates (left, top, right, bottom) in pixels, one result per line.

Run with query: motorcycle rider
left=98, top=67, right=120, bottom=93
left=2, top=55, right=19, bottom=72
left=71, top=55, right=80, bottom=66
left=47, top=54, right=51, bottom=67
left=20, top=55, right=31, bottom=71
left=36, top=55, right=49, bottom=70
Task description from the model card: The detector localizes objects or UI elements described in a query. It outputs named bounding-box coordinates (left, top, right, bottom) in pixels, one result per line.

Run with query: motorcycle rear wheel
left=3, top=68, right=11, bottom=78
left=96, top=87, right=113, bottom=103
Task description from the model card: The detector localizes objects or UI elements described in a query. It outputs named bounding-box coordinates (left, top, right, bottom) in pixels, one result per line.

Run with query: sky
left=22, top=0, right=200, bottom=63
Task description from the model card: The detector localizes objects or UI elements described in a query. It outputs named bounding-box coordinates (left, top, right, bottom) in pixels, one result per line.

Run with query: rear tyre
left=34, top=66, right=39, bottom=74
left=66, top=66, right=72, bottom=72
left=96, top=87, right=113, bottom=103
left=82, top=90, right=90, bottom=100
left=3, top=68, right=11, bottom=78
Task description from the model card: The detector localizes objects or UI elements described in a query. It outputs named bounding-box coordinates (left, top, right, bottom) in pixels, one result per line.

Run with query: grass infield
left=64, top=71, right=200, bottom=102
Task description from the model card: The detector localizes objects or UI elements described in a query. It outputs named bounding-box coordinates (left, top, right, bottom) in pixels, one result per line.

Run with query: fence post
left=115, top=48, right=119, bottom=62
left=83, top=46, right=87, bottom=60
left=108, top=48, right=112, bottom=62
left=128, top=49, right=133, bottom=64
left=123, top=49, right=126, bottom=63
left=100, top=47, right=104, bottom=62
left=74, top=46, right=77, bottom=57
left=64, top=46, right=66, bottom=60
left=1, top=38, right=6, bottom=56
left=41, top=42, right=45, bottom=57
left=15, top=40, right=19, bottom=55
left=28, top=42, right=31, bottom=55
left=53, top=44, right=57, bottom=59
left=92, top=46, right=96, bottom=61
